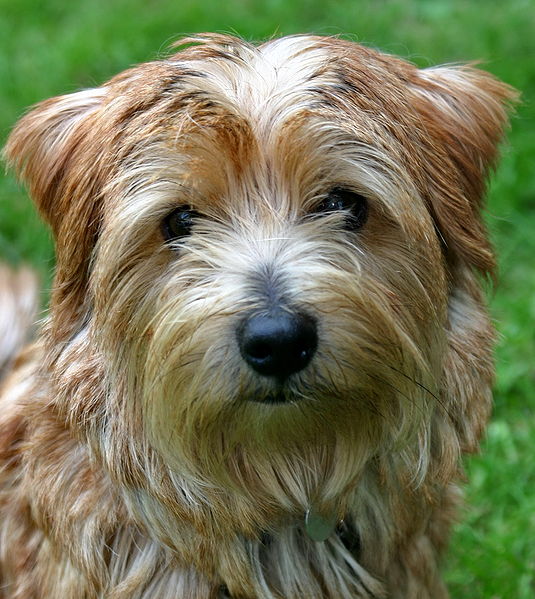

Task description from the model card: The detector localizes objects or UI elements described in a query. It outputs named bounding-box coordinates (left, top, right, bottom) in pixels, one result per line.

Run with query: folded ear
left=411, top=65, right=518, bottom=276
left=3, top=87, right=107, bottom=233
left=3, top=88, right=109, bottom=333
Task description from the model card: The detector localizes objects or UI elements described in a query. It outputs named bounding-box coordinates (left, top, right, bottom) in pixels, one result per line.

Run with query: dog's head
left=4, top=35, right=515, bottom=517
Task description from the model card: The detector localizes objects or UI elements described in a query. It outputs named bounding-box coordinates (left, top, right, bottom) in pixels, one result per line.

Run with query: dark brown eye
left=316, top=188, right=368, bottom=231
left=162, top=206, right=199, bottom=242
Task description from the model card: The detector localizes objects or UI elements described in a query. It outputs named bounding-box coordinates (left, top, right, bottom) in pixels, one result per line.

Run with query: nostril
left=238, top=310, right=318, bottom=379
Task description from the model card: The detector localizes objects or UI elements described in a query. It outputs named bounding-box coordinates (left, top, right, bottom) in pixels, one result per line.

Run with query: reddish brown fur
left=1, top=35, right=516, bottom=598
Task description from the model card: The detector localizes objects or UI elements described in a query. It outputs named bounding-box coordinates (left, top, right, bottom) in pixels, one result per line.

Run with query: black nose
left=238, top=310, right=318, bottom=378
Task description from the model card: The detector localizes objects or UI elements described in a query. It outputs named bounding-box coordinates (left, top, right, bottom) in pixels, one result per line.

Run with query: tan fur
left=0, top=265, right=38, bottom=378
left=0, top=35, right=516, bottom=598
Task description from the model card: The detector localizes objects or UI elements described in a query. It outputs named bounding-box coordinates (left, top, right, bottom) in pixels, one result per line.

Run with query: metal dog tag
left=305, top=508, right=338, bottom=542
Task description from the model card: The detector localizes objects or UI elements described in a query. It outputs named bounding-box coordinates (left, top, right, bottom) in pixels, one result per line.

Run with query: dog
left=0, top=34, right=516, bottom=598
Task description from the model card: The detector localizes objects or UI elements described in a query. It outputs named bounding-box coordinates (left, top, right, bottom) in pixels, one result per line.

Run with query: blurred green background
left=1, top=1, right=534, bottom=596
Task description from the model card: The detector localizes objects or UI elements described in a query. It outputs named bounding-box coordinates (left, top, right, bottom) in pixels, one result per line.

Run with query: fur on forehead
left=4, top=34, right=516, bottom=309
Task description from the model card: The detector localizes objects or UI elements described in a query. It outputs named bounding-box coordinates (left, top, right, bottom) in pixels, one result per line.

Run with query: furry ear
left=3, top=88, right=109, bottom=334
left=3, top=88, right=107, bottom=233
left=411, top=66, right=518, bottom=276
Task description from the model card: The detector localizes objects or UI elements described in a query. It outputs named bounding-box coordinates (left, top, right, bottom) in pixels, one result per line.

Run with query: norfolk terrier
left=0, top=34, right=515, bottom=598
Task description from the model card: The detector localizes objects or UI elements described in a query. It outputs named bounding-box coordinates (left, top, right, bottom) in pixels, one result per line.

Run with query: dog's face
left=4, top=35, right=514, bottom=524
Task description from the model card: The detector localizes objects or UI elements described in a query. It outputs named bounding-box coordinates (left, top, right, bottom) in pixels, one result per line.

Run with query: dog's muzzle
left=237, top=309, right=317, bottom=380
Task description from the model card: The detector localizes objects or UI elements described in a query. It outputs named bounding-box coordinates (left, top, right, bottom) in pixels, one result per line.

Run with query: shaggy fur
left=0, top=34, right=516, bottom=598
left=0, top=266, right=38, bottom=378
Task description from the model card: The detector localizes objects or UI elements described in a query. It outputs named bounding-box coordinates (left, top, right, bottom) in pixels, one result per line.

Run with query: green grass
left=1, top=1, right=534, bottom=596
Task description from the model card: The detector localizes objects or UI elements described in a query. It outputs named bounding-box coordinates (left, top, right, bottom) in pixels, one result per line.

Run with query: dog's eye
left=162, top=206, right=199, bottom=242
left=316, top=188, right=368, bottom=230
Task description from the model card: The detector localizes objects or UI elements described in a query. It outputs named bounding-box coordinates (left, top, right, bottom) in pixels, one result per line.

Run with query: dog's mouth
left=244, top=377, right=314, bottom=405
left=253, top=390, right=291, bottom=404
left=247, top=387, right=301, bottom=405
